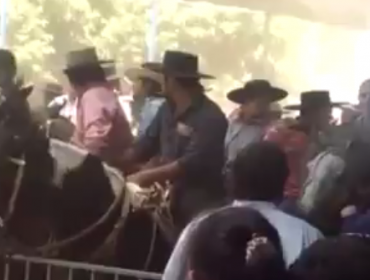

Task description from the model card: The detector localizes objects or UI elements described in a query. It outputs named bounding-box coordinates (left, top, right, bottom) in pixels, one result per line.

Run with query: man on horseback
left=125, top=63, right=165, bottom=138
left=63, top=47, right=133, bottom=168
left=123, top=50, right=228, bottom=230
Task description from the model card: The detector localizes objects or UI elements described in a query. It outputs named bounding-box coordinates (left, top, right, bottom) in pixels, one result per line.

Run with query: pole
left=146, top=0, right=158, bottom=61
left=0, top=0, right=8, bottom=47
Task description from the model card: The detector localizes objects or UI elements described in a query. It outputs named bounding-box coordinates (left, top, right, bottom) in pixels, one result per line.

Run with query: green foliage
left=6, top=0, right=288, bottom=100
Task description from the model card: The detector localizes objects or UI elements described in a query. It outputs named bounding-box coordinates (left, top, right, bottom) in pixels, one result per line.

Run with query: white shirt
left=48, top=94, right=77, bottom=125
left=163, top=200, right=323, bottom=280
left=232, top=201, right=323, bottom=265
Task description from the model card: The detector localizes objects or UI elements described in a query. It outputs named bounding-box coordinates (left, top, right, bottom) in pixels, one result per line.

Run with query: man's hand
left=127, top=161, right=180, bottom=188
left=127, top=170, right=153, bottom=188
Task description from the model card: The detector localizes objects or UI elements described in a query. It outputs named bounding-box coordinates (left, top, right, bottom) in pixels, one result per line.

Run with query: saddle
left=126, top=182, right=177, bottom=244
left=89, top=182, right=175, bottom=262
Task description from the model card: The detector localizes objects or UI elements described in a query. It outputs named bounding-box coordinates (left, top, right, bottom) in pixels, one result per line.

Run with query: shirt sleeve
left=76, top=89, right=116, bottom=156
left=177, top=113, right=227, bottom=174
left=163, top=213, right=210, bottom=280
left=133, top=104, right=163, bottom=162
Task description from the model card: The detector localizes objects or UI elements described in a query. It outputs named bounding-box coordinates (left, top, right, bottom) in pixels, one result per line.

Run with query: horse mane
left=52, top=154, right=115, bottom=239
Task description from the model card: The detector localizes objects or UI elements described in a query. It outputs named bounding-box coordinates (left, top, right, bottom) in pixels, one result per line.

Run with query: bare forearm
left=141, top=161, right=181, bottom=183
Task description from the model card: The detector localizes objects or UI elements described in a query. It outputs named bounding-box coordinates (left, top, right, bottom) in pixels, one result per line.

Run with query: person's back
left=164, top=207, right=291, bottom=280
left=74, top=85, right=133, bottom=165
left=231, top=142, right=323, bottom=265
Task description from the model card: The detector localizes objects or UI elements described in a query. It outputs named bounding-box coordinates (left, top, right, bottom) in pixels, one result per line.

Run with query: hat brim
left=285, top=102, right=348, bottom=110
left=227, top=86, right=288, bottom=104
left=63, top=59, right=114, bottom=73
left=125, top=67, right=164, bottom=86
left=151, top=65, right=215, bottom=79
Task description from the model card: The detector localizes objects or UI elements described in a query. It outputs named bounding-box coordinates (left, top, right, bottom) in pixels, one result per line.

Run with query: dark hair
left=290, top=236, right=370, bottom=280
left=189, top=207, right=288, bottom=280
left=231, top=142, right=289, bottom=201
left=172, top=77, right=204, bottom=92
left=66, top=65, right=106, bottom=87
left=140, top=77, right=162, bottom=94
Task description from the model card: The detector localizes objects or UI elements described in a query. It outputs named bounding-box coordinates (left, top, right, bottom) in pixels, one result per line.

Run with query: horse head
left=0, top=81, right=34, bottom=160
left=0, top=81, right=55, bottom=251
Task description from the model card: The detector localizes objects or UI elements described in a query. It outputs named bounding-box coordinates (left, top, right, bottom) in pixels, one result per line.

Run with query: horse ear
left=20, top=85, right=33, bottom=99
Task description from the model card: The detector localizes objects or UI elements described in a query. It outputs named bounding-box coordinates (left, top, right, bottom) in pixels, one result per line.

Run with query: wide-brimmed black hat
left=63, top=47, right=113, bottom=73
left=227, top=79, right=288, bottom=104
left=152, top=50, right=214, bottom=79
left=285, top=90, right=347, bottom=111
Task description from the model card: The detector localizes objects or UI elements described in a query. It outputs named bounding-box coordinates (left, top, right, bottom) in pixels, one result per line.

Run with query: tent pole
left=0, top=0, right=8, bottom=47
left=146, top=0, right=159, bottom=61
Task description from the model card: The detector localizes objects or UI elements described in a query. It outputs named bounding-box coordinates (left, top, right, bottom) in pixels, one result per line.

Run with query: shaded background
left=3, top=0, right=370, bottom=113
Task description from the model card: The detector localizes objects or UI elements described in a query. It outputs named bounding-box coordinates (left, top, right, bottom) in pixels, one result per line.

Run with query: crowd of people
left=2, top=45, right=370, bottom=280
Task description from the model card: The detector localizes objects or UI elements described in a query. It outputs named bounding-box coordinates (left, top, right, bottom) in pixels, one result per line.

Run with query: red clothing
left=72, top=84, right=133, bottom=166
left=264, top=119, right=309, bottom=199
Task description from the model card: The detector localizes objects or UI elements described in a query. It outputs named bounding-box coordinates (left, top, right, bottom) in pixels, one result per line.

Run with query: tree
left=6, top=0, right=288, bottom=106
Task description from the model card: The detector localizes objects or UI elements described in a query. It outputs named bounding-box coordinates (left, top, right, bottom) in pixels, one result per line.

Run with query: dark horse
left=0, top=83, right=173, bottom=279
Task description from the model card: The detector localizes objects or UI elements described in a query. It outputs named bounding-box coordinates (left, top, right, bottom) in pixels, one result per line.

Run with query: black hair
left=66, top=65, right=106, bottom=87
left=188, top=207, right=288, bottom=280
left=290, top=236, right=370, bottom=280
left=231, top=142, right=289, bottom=201
left=172, top=77, right=205, bottom=93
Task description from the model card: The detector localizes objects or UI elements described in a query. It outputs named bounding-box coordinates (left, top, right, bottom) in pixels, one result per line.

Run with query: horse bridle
left=1, top=156, right=26, bottom=229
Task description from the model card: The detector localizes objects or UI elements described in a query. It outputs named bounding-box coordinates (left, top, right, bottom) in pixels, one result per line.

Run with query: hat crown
left=65, top=47, right=104, bottom=69
left=243, top=79, right=272, bottom=91
left=162, top=50, right=199, bottom=75
left=300, top=90, right=331, bottom=107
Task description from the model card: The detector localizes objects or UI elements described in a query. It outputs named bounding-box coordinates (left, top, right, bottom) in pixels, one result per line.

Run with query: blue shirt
left=137, top=96, right=165, bottom=138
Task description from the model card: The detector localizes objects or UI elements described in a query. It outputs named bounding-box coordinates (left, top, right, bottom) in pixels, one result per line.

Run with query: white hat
left=125, top=67, right=163, bottom=87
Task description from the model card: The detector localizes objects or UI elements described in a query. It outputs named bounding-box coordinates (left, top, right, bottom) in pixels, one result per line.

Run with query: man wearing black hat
left=64, top=47, right=133, bottom=167
left=122, top=50, right=228, bottom=229
left=265, top=90, right=346, bottom=213
left=224, top=79, right=288, bottom=175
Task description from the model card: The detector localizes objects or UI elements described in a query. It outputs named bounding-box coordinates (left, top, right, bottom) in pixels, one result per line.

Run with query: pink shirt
left=264, top=120, right=309, bottom=199
left=72, top=84, right=133, bottom=166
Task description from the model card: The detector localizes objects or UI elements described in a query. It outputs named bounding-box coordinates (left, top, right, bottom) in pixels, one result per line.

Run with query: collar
left=232, top=200, right=277, bottom=209
left=169, top=94, right=205, bottom=121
